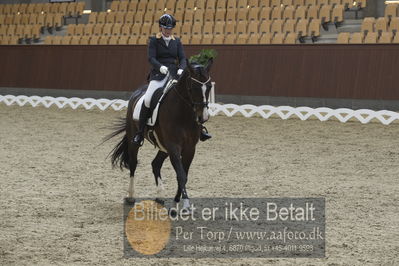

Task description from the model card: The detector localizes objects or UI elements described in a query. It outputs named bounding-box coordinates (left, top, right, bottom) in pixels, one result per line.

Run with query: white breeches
left=144, top=76, right=168, bottom=108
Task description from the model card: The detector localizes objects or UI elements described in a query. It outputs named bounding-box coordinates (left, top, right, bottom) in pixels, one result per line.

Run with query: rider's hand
left=160, top=66, right=168, bottom=75
left=177, top=69, right=184, bottom=76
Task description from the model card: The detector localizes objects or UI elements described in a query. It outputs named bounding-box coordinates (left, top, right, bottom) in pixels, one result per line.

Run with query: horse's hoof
left=124, top=197, right=135, bottom=205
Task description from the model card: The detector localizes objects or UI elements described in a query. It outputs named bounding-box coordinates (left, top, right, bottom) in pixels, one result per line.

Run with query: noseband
left=189, top=76, right=212, bottom=109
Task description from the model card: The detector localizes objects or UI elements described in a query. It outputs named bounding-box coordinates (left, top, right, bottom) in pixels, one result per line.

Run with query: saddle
left=132, top=77, right=178, bottom=127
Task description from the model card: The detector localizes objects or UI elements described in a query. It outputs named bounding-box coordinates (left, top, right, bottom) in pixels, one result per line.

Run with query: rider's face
left=160, top=27, right=173, bottom=37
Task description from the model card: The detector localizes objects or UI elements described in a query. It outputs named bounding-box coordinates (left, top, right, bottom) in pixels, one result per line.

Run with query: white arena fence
left=1, top=94, right=399, bottom=125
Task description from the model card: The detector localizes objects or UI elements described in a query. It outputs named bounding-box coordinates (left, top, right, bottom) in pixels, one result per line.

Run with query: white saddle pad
left=133, top=79, right=178, bottom=126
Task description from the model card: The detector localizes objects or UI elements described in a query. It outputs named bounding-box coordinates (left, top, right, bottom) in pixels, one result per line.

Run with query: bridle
left=173, top=74, right=212, bottom=110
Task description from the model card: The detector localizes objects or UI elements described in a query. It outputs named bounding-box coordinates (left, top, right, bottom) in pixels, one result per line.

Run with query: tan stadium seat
left=175, top=0, right=185, bottom=11
left=306, top=0, right=317, bottom=6
left=283, top=19, right=296, bottom=33
left=293, top=0, right=305, bottom=7
left=295, top=6, right=307, bottom=21
left=15, top=25, right=24, bottom=38
left=284, top=32, right=297, bottom=43
left=271, top=0, right=282, bottom=7
left=180, top=24, right=191, bottom=37
left=283, top=6, right=295, bottom=20
left=259, top=32, right=272, bottom=43
left=10, top=4, right=19, bottom=14
left=34, top=3, right=43, bottom=14
left=206, top=0, right=216, bottom=11
left=375, top=17, right=388, bottom=33
left=2, top=4, right=11, bottom=15
left=146, top=0, right=156, bottom=12
left=144, top=12, right=153, bottom=24
left=204, top=11, right=215, bottom=21
left=4, top=15, right=13, bottom=25
left=93, top=24, right=103, bottom=35
left=214, top=21, right=225, bottom=34
left=225, top=21, right=236, bottom=34
left=134, top=11, right=144, bottom=24
left=88, top=12, right=97, bottom=24
left=59, top=3, right=68, bottom=15
left=349, top=32, right=363, bottom=44
left=125, top=12, right=134, bottom=24
left=141, top=23, right=151, bottom=35
left=337, top=32, right=350, bottom=43
left=99, top=36, right=109, bottom=45
left=260, top=7, right=272, bottom=21
left=237, top=8, right=249, bottom=21
left=50, top=3, right=60, bottom=14
left=89, top=35, right=99, bottom=45
left=26, top=4, right=35, bottom=14
left=389, top=17, right=399, bottom=33
left=75, top=24, right=84, bottom=36
left=76, top=2, right=85, bottom=16
left=224, top=34, right=237, bottom=44
left=97, top=12, right=106, bottom=24
left=330, top=0, right=341, bottom=6
left=128, top=1, right=138, bottom=12
left=118, top=36, right=129, bottom=44
left=173, top=23, right=181, bottom=36
left=112, top=23, right=122, bottom=35
left=192, top=24, right=202, bottom=35
left=54, top=13, right=63, bottom=28
left=186, top=0, right=196, bottom=10
left=227, top=0, right=237, bottom=9
left=0, top=26, right=7, bottom=37
left=307, top=5, right=319, bottom=20
left=0, top=15, right=4, bottom=25
left=137, top=0, right=147, bottom=12
left=378, top=32, right=393, bottom=43
left=131, top=24, right=141, bottom=37
left=121, top=24, right=131, bottom=36
left=149, top=24, right=158, bottom=36
left=27, top=25, right=38, bottom=40
left=80, top=35, right=90, bottom=45
left=52, top=35, right=62, bottom=44
left=137, top=35, right=148, bottom=44
left=201, top=32, right=213, bottom=44
left=84, top=24, right=94, bottom=36
left=248, top=7, right=259, bottom=21
left=115, top=12, right=125, bottom=24
left=106, top=12, right=116, bottom=24
left=271, top=6, right=283, bottom=20
left=13, top=15, right=22, bottom=25
left=166, top=0, right=177, bottom=11
left=191, top=33, right=202, bottom=44
left=226, top=9, right=236, bottom=22
left=364, top=32, right=378, bottom=43
left=341, top=0, right=352, bottom=9
left=70, top=35, right=80, bottom=45
left=212, top=33, right=224, bottom=44
left=249, top=0, right=260, bottom=7
left=271, top=19, right=283, bottom=34
left=393, top=32, right=399, bottom=43
left=238, top=0, right=248, bottom=9
left=67, top=24, right=76, bottom=35
left=332, top=4, right=344, bottom=23
left=236, top=21, right=247, bottom=33
left=272, top=33, right=284, bottom=44
left=385, top=4, right=397, bottom=19
left=102, top=23, right=114, bottom=36
left=215, top=9, right=226, bottom=21
left=236, top=33, right=249, bottom=44
left=44, top=36, right=53, bottom=45
left=260, top=20, right=271, bottom=33
left=155, top=0, right=164, bottom=12
left=194, top=9, right=204, bottom=23
left=196, top=0, right=206, bottom=10
left=296, top=19, right=308, bottom=37
left=320, top=5, right=332, bottom=23
left=44, top=14, right=53, bottom=28
left=184, top=9, right=194, bottom=24
left=282, top=0, right=293, bottom=6
left=128, top=36, right=138, bottom=44
left=309, top=19, right=321, bottom=40
left=357, top=0, right=366, bottom=9
left=203, top=22, right=214, bottom=34
left=7, top=25, right=15, bottom=36
left=17, top=15, right=28, bottom=25
left=61, top=35, right=72, bottom=45
left=28, top=14, right=37, bottom=25
left=118, top=1, right=129, bottom=12
left=318, top=0, right=329, bottom=6
left=259, top=0, right=270, bottom=8
left=180, top=36, right=190, bottom=45
left=42, top=3, right=51, bottom=14
left=9, top=36, right=19, bottom=45
left=248, top=20, right=259, bottom=34
left=247, top=33, right=260, bottom=44
left=36, top=14, right=45, bottom=27
left=361, top=17, right=375, bottom=34
left=217, top=0, right=227, bottom=10
left=109, top=36, right=119, bottom=44
left=173, top=10, right=184, bottom=22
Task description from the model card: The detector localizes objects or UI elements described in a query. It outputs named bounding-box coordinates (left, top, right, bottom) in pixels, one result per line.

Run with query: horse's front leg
left=168, top=146, right=192, bottom=214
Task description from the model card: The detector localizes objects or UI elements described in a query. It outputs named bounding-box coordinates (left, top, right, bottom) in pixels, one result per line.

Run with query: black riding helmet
left=159, top=14, right=176, bottom=29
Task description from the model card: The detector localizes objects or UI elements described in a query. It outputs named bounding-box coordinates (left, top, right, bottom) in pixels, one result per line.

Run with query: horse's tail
left=102, top=117, right=130, bottom=170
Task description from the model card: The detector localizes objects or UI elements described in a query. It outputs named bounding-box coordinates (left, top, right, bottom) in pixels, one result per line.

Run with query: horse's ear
left=185, top=59, right=195, bottom=76
left=205, top=58, right=213, bottom=73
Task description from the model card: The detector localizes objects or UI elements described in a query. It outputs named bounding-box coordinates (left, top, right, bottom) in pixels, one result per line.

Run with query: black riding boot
left=133, top=105, right=150, bottom=146
left=200, top=125, right=212, bottom=142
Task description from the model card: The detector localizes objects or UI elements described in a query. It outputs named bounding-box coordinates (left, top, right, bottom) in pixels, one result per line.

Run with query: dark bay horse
left=105, top=59, right=213, bottom=212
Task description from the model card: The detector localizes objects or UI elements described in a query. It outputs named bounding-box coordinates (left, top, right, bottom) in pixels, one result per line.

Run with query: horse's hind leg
left=152, top=151, right=168, bottom=202
left=126, top=144, right=139, bottom=205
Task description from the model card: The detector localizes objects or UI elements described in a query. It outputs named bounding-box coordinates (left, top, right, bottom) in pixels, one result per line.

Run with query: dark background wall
left=1, top=44, right=399, bottom=101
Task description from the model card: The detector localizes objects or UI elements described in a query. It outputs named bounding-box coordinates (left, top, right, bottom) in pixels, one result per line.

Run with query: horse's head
left=181, top=59, right=213, bottom=124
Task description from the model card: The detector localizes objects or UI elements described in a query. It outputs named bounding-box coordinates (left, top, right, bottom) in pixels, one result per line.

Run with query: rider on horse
left=133, top=14, right=212, bottom=146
